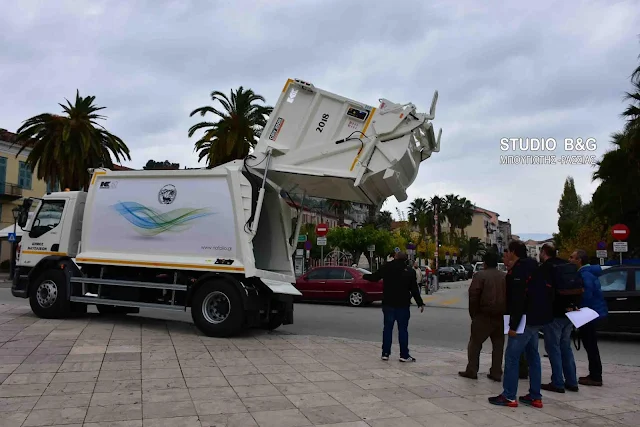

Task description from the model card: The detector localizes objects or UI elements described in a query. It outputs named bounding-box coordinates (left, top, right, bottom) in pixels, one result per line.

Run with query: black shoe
left=565, top=383, right=579, bottom=392
left=381, top=354, right=389, bottom=361
left=458, top=371, right=477, bottom=380
left=399, top=356, right=416, bottom=362
left=541, top=383, right=565, bottom=393
left=487, top=374, right=501, bottom=382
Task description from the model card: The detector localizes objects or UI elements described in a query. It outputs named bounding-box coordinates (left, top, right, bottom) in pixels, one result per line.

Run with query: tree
left=375, top=210, right=393, bottom=230
left=554, top=176, right=583, bottom=250
left=144, top=159, right=180, bottom=170
left=408, top=197, right=430, bottom=256
left=13, top=90, right=131, bottom=190
left=325, top=199, right=352, bottom=226
left=188, top=87, right=272, bottom=168
left=442, top=194, right=475, bottom=238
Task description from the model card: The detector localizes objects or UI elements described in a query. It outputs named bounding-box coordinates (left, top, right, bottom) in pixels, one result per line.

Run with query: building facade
left=0, top=130, right=50, bottom=263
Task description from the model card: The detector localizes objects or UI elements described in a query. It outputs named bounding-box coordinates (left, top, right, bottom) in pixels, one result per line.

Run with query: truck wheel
left=191, top=280, right=244, bottom=337
left=29, top=270, right=70, bottom=319
left=348, top=290, right=365, bottom=307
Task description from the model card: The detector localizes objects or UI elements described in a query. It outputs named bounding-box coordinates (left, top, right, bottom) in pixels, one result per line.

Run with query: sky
left=1, top=0, right=639, bottom=236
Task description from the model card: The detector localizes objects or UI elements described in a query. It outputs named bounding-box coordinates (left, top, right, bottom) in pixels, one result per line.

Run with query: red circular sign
left=315, top=223, right=329, bottom=237
left=611, top=224, right=630, bottom=241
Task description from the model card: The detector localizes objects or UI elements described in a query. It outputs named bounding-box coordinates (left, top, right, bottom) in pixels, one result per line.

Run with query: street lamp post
left=10, top=206, right=20, bottom=280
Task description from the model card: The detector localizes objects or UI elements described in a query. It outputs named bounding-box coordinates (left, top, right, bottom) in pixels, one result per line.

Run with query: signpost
left=597, top=241, right=607, bottom=250
left=453, top=252, right=458, bottom=263
left=611, top=224, right=630, bottom=265
left=298, top=234, right=307, bottom=243
left=304, top=241, right=312, bottom=251
left=7, top=233, right=16, bottom=243
left=367, top=244, right=375, bottom=269
left=407, top=243, right=416, bottom=261
left=445, top=251, right=450, bottom=266
left=315, top=224, right=328, bottom=265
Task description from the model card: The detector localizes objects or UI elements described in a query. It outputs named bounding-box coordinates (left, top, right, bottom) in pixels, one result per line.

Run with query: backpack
left=551, top=262, right=584, bottom=296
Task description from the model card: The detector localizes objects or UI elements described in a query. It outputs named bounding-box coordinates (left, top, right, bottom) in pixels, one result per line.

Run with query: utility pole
left=434, top=198, right=439, bottom=271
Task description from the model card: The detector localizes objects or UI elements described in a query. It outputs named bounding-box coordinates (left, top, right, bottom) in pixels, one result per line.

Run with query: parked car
left=463, top=263, right=474, bottom=278
left=472, top=262, right=484, bottom=277
left=294, top=266, right=383, bottom=307
left=451, top=264, right=467, bottom=280
left=438, top=266, right=458, bottom=282
left=594, top=265, right=640, bottom=333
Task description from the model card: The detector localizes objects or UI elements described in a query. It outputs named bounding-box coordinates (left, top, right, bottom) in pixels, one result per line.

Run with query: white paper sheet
left=565, top=307, right=599, bottom=328
left=503, top=315, right=527, bottom=334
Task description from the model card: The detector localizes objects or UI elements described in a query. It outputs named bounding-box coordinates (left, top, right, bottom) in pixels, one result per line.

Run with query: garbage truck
left=11, top=78, right=442, bottom=337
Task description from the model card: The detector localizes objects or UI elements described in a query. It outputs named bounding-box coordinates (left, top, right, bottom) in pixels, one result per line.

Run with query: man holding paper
left=489, top=240, right=553, bottom=409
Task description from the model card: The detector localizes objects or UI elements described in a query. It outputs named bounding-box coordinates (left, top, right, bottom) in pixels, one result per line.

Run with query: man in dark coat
left=363, top=251, right=424, bottom=362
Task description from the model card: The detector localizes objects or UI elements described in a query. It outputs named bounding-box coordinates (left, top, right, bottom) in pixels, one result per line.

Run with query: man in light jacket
left=569, top=249, right=608, bottom=387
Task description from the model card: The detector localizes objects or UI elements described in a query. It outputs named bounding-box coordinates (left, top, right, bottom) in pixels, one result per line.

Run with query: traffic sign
left=317, top=237, right=327, bottom=246
left=394, top=247, right=400, bottom=253
left=407, top=243, right=416, bottom=250
left=597, top=241, right=607, bottom=250
left=611, top=224, right=630, bottom=241
left=298, top=234, right=307, bottom=243
left=304, top=241, right=312, bottom=250
left=367, top=245, right=375, bottom=252
left=613, top=242, right=628, bottom=253
left=596, top=250, right=607, bottom=258
left=7, top=233, right=16, bottom=243
left=315, top=223, right=329, bottom=237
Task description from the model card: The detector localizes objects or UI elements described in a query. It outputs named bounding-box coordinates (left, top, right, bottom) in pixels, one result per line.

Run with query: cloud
left=1, top=0, right=638, bottom=234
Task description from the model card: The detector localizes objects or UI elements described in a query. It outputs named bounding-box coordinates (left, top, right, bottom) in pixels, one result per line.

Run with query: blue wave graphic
left=112, top=201, right=214, bottom=236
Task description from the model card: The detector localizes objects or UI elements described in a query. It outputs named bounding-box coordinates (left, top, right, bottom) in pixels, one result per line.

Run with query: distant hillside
left=515, top=233, right=553, bottom=241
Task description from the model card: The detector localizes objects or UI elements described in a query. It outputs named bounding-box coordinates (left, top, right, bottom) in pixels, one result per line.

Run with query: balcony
left=0, top=183, right=23, bottom=200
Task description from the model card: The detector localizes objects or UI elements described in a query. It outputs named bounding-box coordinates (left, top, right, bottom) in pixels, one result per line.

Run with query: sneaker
left=565, top=383, right=579, bottom=392
left=381, top=354, right=389, bottom=361
left=458, top=371, right=477, bottom=380
left=579, top=376, right=602, bottom=386
left=399, top=356, right=416, bottom=363
left=519, top=394, right=543, bottom=408
left=541, top=383, right=565, bottom=393
left=488, top=394, right=518, bottom=407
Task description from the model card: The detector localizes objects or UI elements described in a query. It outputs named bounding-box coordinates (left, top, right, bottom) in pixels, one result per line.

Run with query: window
left=327, top=268, right=346, bottom=280
left=30, top=200, right=65, bottom=238
left=46, top=180, right=59, bottom=193
left=343, top=270, right=354, bottom=280
left=18, top=161, right=32, bottom=190
left=635, top=270, right=640, bottom=291
left=0, top=156, right=6, bottom=189
left=598, top=270, right=628, bottom=292
left=307, top=269, right=329, bottom=280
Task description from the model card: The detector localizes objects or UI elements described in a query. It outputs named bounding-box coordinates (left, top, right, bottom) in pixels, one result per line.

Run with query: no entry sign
left=315, top=223, right=328, bottom=237
left=611, top=224, right=630, bottom=241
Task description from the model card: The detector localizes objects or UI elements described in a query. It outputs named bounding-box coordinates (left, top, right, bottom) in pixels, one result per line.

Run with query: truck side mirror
left=17, top=199, right=32, bottom=228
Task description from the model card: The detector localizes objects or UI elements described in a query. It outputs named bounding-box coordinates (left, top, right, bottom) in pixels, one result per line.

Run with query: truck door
left=19, top=199, right=67, bottom=267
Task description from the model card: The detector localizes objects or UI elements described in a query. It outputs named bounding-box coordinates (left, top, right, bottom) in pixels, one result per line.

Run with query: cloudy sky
left=2, top=0, right=639, bottom=236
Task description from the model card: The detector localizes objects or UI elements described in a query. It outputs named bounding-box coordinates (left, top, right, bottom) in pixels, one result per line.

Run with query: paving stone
left=250, top=408, right=311, bottom=427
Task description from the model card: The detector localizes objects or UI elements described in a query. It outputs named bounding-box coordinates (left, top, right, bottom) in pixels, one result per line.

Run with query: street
left=2, top=280, right=638, bottom=367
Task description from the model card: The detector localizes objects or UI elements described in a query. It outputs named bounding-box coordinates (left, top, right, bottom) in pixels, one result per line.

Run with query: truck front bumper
left=11, top=268, right=29, bottom=298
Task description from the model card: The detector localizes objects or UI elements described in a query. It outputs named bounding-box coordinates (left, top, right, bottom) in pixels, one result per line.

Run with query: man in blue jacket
left=569, top=249, right=608, bottom=387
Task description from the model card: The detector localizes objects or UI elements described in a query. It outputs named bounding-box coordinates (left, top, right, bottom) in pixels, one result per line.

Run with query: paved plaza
left=0, top=303, right=638, bottom=427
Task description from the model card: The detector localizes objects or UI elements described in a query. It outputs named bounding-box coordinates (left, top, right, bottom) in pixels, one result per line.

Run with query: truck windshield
left=30, top=200, right=65, bottom=238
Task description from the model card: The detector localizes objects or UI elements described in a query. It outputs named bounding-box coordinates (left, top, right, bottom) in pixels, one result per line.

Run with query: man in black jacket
left=363, top=251, right=424, bottom=362
left=489, top=240, right=553, bottom=409
left=539, top=243, right=580, bottom=393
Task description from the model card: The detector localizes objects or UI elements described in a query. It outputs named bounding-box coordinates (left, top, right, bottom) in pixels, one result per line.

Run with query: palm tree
left=456, top=197, right=475, bottom=235
left=13, top=90, right=130, bottom=190
left=408, top=197, right=430, bottom=251
left=325, top=199, right=352, bottom=226
left=188, top=87, right=273, bottom=168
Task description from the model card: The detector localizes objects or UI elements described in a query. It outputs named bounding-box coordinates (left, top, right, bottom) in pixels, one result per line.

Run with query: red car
left=295, top=266, right=383, bottom=307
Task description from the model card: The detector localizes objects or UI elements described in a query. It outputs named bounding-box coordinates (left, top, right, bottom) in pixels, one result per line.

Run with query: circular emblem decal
left=158, top=184, right=177, bottom=205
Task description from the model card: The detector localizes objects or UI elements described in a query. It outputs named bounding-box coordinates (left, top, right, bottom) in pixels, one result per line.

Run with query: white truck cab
left=12, top=78, right=442, bottom=337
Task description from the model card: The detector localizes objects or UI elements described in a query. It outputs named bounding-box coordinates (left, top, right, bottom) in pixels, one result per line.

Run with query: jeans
left=502, top=325, right=542, bottom=400
left=382, top=306, right=410, bottom=358
left=580, top=318, right=603, bottom=381
left=543, top=317, right=578, bottom=388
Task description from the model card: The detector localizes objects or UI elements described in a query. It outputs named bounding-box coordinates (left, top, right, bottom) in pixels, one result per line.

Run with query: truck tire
left=29, top=269, right=70, bottom=319
left=191, top=280, right=244, bottom=337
